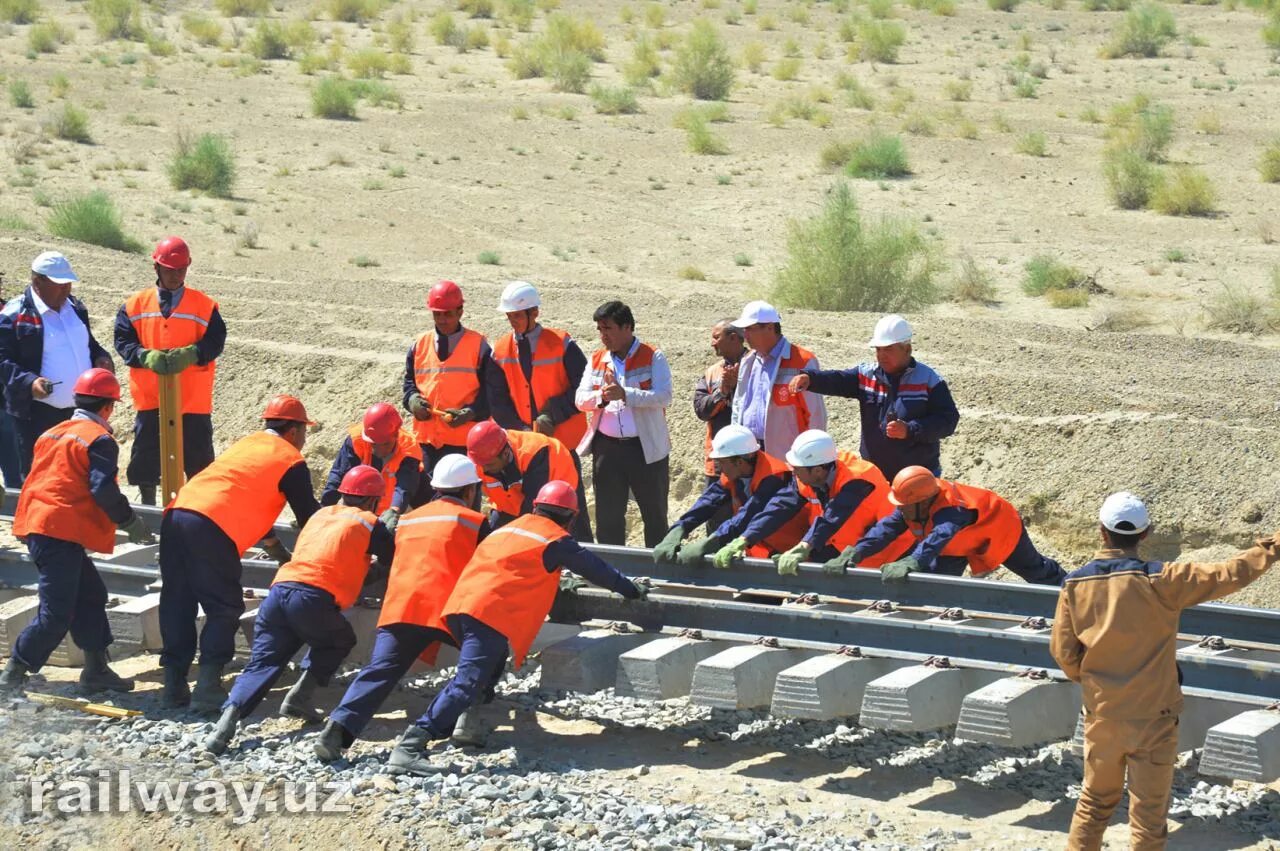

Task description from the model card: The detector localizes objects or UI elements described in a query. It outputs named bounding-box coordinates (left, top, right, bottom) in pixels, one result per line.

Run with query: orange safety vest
left=798, top=451, right=911, bottom=568
left=721, top=451, right=810, bottom=558
left=14, top=418, right=118, bottom=553
left=171, top=430, right=303, bottom=555
left=701, top=361, right=732, bottom=477
left=442, top=512, right=569, bottom=667
left=272, top=505, right=376, bottom=610
left=493, top=327, right=588, bottom=451
left=909, top=480, right=1023, bottom=576
left=411, top=328, right=485, bottom=448
left=346, top=424, right=423, bottom=514
left=481, top=430, right=578, bottom=518
left=124, top=287, right=218, bottom=414
left=768, top=342, right=817, bottom=432
left=586, top=343, right=657, bottom=395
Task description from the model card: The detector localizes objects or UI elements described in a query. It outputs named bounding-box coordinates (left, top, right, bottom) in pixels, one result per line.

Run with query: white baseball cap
left=868, top=314, right=912, bottom=348
left=730, top=300, right=781, bottom=329
left=31, top=251, right=78, bottom=284
left=1100, top=491, right=1150, bottom=534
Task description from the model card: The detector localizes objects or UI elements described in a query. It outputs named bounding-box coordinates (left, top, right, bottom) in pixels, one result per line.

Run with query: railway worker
left=383, top=481, right=647, bottom=776
left=402, top=280, right=497, bottom=505
left=114, top=236, right=226, bottom=505
left=313, top=455, right=490, bottom=762
left=320, top=402, right=421, bottom=533
left=787, top=314, right=959, bottom=483
left=693, top=319, right=744, bottom=532
left=0, top=369, right=153, bottom=693
left=0, top=251, right=114, bottom=475
left=651, top=425, right=809, bottom=568
left=835, top=466, right=1065, bottom=585
left=574, top=300, right=673, bottom=547
left=1051, top=493, right=1280, bottom=851
left=204, top=465, right=396, bottom=755
left=158, top=394, right=321, bottom=712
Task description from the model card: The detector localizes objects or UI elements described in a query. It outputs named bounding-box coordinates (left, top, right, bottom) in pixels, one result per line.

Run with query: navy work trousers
left=415, top=614, right=509, bottom=739
left=328, top=622, right=453, bottom=739
left=12, top=534, right=112, bottom=671
left=933, top=524, right=1066, bottom=586
left=158, top=508, right=244, bottom=672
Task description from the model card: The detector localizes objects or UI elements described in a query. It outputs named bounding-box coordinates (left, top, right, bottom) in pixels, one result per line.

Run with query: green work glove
left=881, top=556, right=920, bottom=584
left=676, top=535, right=722, bottom=568
left=533, top=414, right=555, bottom=435
left=261, top=538, right=292, bottom=565
left=625, top=577, right=652, bottom=600
left=379, top=508, right=400, bottom=533
left=445, top=407, right=477, bottom=425
left=120, top=514, right=155, bottom=545
left=824, top=546, right=859, bottom=576
left=139, top=349, right=171, bottom=374
left=713, top=536, right=750, bottom=570
left=166, top=345, right=200, bottom=372
left=407, top=394, right=432, bottom=420
left=559, top=573, right=587, bottom=594
left=651, top=526, right=685, bottom=564
left=775, top=542, right=811, bottom=577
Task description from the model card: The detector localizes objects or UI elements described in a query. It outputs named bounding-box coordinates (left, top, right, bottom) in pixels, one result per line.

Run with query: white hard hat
left=432, top=454, right=483, bottom=490
left=1099, top=491, right=1150, bottom=534
left=730, top=300, right=782, bottom=329
left=709, top=425, right=760, bottom=460
left=498, top=280, right=540, bottom=313
left=785, top=429, right=838, bottom=467
left=868, top=314, right=913, bottom=348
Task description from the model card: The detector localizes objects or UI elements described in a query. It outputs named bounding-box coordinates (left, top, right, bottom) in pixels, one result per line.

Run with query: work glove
left=444, top=407, right=477, bottom=425
left=559, top=573, right=587, bottom=594
left=379, top=508, right=400, bottom=533
left=166, top=345, right=200, bottom=372
left=823, top=546, right=859, bottom=576
left=881, top=556, right=920, bottom=584
left=120, top=514, right=155, bottom=545
left=624, top=577, right=652, bottom=600
left=407, top=394, right=432, bottom=420
left=533, top=414, right=555, bottom=435
left=775, top=542, right=811, bottom=577
left=676, top=535, right=722, bottom=568
left=651, top=526, right=685, bottom=564
left=261, top=538, right=292, bottom=565
left=139, top=349, right=171, bottom=374
left=712, top=536, right=750, bottom=570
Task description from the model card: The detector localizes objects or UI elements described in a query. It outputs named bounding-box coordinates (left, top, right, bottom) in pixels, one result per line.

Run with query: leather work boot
left=78, top=649, right=135, bottom=694
left=451, top=708, right=488, bottom=748
left=190, top=663, right=227, bottom=713
left=203, top=704, right=240, bottom=755
left=0, top=657, right=30, bottom=691
left=387, top=724, right=442, bottom=776
left=162, top=666, right=191, bottom=708
left=313, top=719, right=351, bottom=763
left=279, top=669, right=324, bottom=723
left=138, top=485, right=157, bottom=506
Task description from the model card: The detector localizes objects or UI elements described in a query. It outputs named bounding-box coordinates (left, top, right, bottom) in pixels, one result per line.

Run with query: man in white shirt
left=574, top=301, right=673, bottom=546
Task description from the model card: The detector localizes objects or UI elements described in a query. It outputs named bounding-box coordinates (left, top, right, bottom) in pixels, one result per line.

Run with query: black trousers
left=126, top=410, right=216, bottom=486
left=591, top=434, right=668, bottom=547
left=16, top=401, right=73, bottom=477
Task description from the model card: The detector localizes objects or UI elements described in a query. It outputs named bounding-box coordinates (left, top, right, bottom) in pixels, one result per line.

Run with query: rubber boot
left=190, top=663, right=227, bottom=713
left=162, top=666, right=191, bottom=708
left=79, top=649, right=135, bottom=694
left=279, top=669, right=323, bottom=723
left=203, top=704, right=240, bottom=755
left=0, top=657, right=30, bottom=691
left=387, top=724, right=441, bottom=776
left=139, top=484, right=157, bottom=506
left=313, top=719, right=352, bottom=763
left=451, top=708, right=488, bottom=748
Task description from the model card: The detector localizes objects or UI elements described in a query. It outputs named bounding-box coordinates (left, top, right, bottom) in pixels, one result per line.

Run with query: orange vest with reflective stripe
left=14, top=418, right=118, bottom=553
left=481, top=430, right=578, bottom=518
left=272, top=505, right=376, bottom=610
left=411, top=328, right=485, bottom=448
left=910, top=480, right=1023, bottom=576
left=171, top=430, right=303, bottom=555
left=493, top=327, right=588, bottom=451
left=346, top=424, right=423, bottom=514
left=442, top=513, right=569, bottom=667
left=799, top=451, right=910, bottom=567
left=587, top=344, right=656, bottom=393
left=124, top=287, right=218, bottom=414
left=720, top=451, right=809, bottom=557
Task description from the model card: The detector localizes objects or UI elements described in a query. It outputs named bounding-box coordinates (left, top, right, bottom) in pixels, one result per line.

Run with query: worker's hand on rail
left=261, top=538, right=292, bottom=565
left=651, top=526, right=685, bottom=564
left=881, top=557, right=920, bottom=584
left=676, top=536, right=720, bottom=568
left=379, top=508, right=400, bottom=533
left=624, top=577, right=652, bottom=600
left=823, top=547, right=858, bottom=576
left=712, top=536, right=749, bottom=570
left=775, top=542, right=811, bottom=576
left=120, top=514, right=155, bottom=545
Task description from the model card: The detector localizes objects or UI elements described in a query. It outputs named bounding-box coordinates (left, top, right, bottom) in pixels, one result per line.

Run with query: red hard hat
left=427, top=280, right=464, bottom=311
left=533, top=480, right=578, bottom=513
left=465, top=421, right=508, bottom=465
left=361, top=402, right=402, bottom=444
left=262, top=394, right=316, bottom=425
left=152, top=236, right=191, bottom=270
left=338, top=464, right=386, bottom=497
left=72, top=367, right=121, bottom=401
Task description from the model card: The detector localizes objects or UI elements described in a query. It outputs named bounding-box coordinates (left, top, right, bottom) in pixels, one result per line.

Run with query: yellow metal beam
left=158, top=372, right=185, bottom=505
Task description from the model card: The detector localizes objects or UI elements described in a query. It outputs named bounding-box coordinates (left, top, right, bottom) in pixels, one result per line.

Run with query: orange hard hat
left=361, top=402, right=402, bottom=444
left=73, top=368, right=121, bottom=401
left=466, top=421, right=508, bottom=465
left=338, top=464, right=386, bottom=497
left=533, top=480, right=578, bottom=513
left=427, top=280, right=464, bottom=311
left=152, top=236, right=191, bottom=270
left=889, top=466, right=941, bottom=506
left=262, top=394, right=316, bottom=425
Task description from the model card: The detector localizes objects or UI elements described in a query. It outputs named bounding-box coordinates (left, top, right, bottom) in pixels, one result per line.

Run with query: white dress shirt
left=31, top=288, right=91, bottom=409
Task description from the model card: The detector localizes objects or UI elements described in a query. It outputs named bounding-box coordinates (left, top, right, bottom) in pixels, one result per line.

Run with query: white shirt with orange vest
left=574, top=337, right=673, bottom=465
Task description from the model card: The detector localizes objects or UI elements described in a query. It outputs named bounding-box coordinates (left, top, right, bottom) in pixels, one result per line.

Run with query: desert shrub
left=1047, top=288, right=1089, bottom=308
left=1103, top=148, right=1163, bottom=209
left=507, top=13, right=605, bottom=93
left=678, top=266, right=707, bottom=280
left=1259, top=139, right=1280, bottom=183
left=1266, top=12, right=1280, bottom=54
left=247, top=20, right=290, bottom=59
left=1082, top=0, right=1131, bottom=9
left=477, top=250, right=501, bottom=265
left=988, top=0, right=1019, bottom=10
left=623, top=36, right=662, bottom=86
left=772, top=56, right=802, bottom=81
left=1106, top=94, right=1174, bottom=162
left=1022, top=255, right=1089, bottom=296
left=590, top=85, right=640, bottom=114
left=312, top=76, right=358, bottom=119
left=183, top=13, right=224, bottom=45
left=852, top=19, right=905, bottom=63
left=88, top=0, right=143, bottom=40
left=9, top=79, right=34, bottom=109
left=845, top=132, right=909, bottom=178
left=1102, top=3, right=1177, bottom=58
left=431, top=11, right=459, bottom=45
left=0, top=0, right=40, bottom=24
left=1150, top=165, right=1216, bottom=216
left=836, top=71, right=875, bottom=109
left=46, top=102, right=92, bottom=143
left=47, top=191, right=142, bottom=252
left=347, top=48, right=390, bottom=78
left=29, top=21, right=68, bottom=53
left=951, top=254, right=997, bottom=303
left=214, top=0, right=270, bottom=15
left=1203, top=281, right=1279, bottom=334
left=502, top=0, right=536, bottom=30
left=168, top=132, right=236, bottom=197
left=670, top=19, right=735, bottom=100
left=459, top=0, right=494, bottom=17
left=327, top=0, right=382, bottom=23
left=772, top=183, right=942, bottom=312
left=943, top=79, right=971, bottom=101
left=683, top=110, right=728, bottom=154
left=820, top=140, right=857, bottom=171
left=740, top=40, right=766, bottom=73
left=1015, top=130, right=1047, bottom=156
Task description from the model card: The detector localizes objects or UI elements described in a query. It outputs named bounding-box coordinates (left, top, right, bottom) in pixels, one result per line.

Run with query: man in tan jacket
left=1051, top=491, right=1280, bottom=851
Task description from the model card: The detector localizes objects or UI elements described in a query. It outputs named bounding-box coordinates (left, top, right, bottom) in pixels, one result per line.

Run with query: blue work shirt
left=320, top=435, right=421, bottom=513
left=852, top=505, right=977, bottom=570
left=739, top=337, right=786, bottom=440
left=541, top=537, right=642, bottom=598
